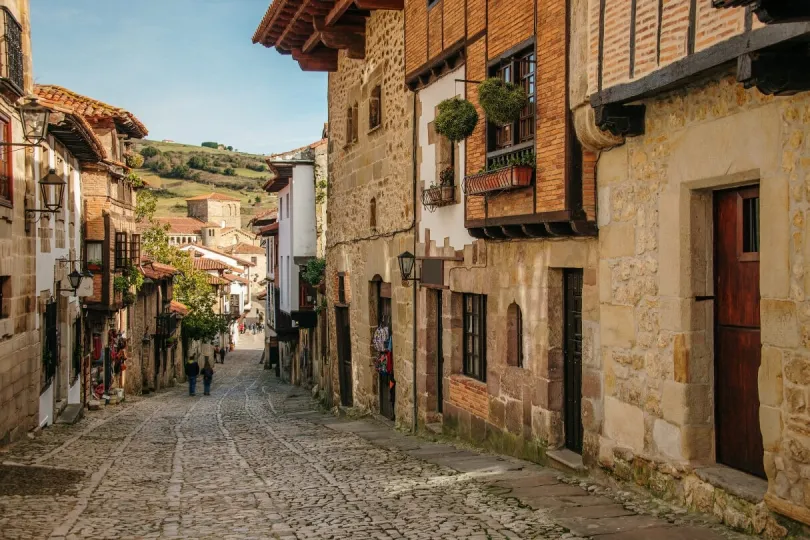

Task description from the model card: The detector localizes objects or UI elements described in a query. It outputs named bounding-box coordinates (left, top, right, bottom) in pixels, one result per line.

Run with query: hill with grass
left=130, top=140, right=277, bottom=226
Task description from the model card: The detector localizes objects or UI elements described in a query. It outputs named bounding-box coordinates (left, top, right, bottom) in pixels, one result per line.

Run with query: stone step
left=55, top=404, right=84, bottom=425
left=425, top=422, right=442, bottom=435
left=547, top=448, right=588, bottom=474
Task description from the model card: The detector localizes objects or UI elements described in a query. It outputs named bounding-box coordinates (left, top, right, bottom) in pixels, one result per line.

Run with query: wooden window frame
left=129, top=234, right=141, bottom=264
left=736, top=186, right=760, bottom=262
left=338, top=273, right=346, bottom=304
left=114, top=232, right=128, bottom=269
left=462, top=293, right=486, bottom=382
left=0, top=275, right=9, bottom=319
left=487, top=44, right=536, bottom=155
left=0, top=112, right=11, bottom=207
left=369, top=85, right=382, bottom=131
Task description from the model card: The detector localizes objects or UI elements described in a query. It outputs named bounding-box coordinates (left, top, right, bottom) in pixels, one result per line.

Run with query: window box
left=463, top=165, right=533, bottom=196
left=421, top=185, right=455, bottom=211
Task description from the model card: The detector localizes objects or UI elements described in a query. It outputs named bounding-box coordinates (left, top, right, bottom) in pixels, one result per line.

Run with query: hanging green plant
left=434, top=97, right=479, bottom=142
left=478, top=77, right=528, bottom=126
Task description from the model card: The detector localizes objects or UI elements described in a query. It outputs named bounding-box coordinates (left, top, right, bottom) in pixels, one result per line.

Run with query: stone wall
left=188, top=199, right=241, bottom=230
left=593, top=72, right=810, bottom=534
left=325, top=10, right=415, bottom=426
left=0, top=0, right=39, bottom=444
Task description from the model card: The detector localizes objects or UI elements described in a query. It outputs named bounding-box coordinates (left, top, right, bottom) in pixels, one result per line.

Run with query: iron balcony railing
left=1, top=8, right=23, bottom=92
left=155, top=312, right=178, bottom=337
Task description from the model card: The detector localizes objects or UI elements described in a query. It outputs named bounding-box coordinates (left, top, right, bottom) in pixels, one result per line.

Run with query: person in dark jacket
left=201, top=358, right=214, bottom=396
left=219, top=346, right=226, bottom=364
left=185, top=358, right=200, bottom=396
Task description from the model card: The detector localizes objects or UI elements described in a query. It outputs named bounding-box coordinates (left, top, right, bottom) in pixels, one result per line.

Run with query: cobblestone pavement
left=0, top=334, right=750, bottom=539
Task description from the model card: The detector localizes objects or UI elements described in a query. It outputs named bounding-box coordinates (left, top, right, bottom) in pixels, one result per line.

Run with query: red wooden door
left=714, top=187, right=764, bottom=478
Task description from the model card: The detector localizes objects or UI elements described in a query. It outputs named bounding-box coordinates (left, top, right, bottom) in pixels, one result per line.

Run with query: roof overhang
left=47, top=110, right=106, bottom=164
left=252, top=0, right=404, bottom=72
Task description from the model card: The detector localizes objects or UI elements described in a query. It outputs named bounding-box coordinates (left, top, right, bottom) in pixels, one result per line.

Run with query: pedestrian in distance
left=185, top=357, right=200, bottom=396
left=201, top=358, right=214, bottom=396
left=219, top=346, right=226, bottom=364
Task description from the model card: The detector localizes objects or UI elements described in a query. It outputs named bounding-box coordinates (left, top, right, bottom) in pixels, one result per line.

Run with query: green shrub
left=223, top=167, right=236, bottom=176
left=245, top=163, right=266, bottom=172
left=302, top=258, right=326, bottom=286
left=125, top=152, right=144, bottom=168
left=187, top=155, right=209, bottom=170
left=201, top=142, right=219, bottom=149
left=140, top=146, right=160, bottom=159
left=434, top=97, right=478, bottom=142
left=478, top=77, right=527, bottom=126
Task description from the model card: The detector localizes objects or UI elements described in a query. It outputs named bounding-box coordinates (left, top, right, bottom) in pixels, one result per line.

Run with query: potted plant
left=434, top=97, right=478, bottom=142
left=439, top=166, right=455, bottom=196
left=478, top=77, right=528, bottom=126
left=463, top=151, right=535, bottom=196
left=123, top=292, right=136, bottom=306
left=87, top=259, right=103, bottom=272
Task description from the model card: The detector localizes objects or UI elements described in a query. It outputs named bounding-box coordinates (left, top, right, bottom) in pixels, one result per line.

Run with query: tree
left=168, top=164, right=191, bottom=179
left=125, top=152, right=144, bottom=169
left=140, top=146, right=160, bottom=158
left=254, top=195, right=261, bottom=204
left=223, top=167, right=236, bottom=176
left=226, top=146, right=233, bottom=151
left=187, top=155, right=209, bottom=170
left=135, top=190, right=157, bottom=222
left=201, top=142, right=219, bottom=149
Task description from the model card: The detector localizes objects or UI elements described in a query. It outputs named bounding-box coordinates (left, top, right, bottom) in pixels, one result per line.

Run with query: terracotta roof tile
left=140, top=259, right=178, bottom=280
left=169, top=300, right=189, bottom=316
left=153, top=217, right=209, bottom=235
left=180, top=244, right=256, bottom=267
left=34, top=85, right=148, bottom=138
left=185, top=192, right=241, bottom=202
left=206, top=274, right=228, bottom=286
left=258, top=222, right=279, bottom=236
left=192, top=257, right=242, bottom=273
left=222, top=242, right=265, bottom=255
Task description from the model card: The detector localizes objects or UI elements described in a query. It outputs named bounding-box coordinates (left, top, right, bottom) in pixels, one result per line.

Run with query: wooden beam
left=302, top=31, right=322, bottom=53
left=355, top=0, right=403, bottom=9
left=325, top=0, right=355, bottom=27
left=319, top=30, right=366, bottom=59
left=277, top=0, right=314, bottom=50
left=313, top=16, right=366, bottom=34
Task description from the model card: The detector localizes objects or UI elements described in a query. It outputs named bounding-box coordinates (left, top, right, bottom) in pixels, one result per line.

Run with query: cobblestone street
left=0, top=335, right=748, bottom=539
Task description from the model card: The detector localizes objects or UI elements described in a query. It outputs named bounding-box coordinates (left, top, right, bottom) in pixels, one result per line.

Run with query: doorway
left=714, top=186, right=764, bottom=478
left=335, top=306, right=353, bottom=406
left=564, top=269, right=583, bottom=453
left=376, top=282, right=394, bottom=421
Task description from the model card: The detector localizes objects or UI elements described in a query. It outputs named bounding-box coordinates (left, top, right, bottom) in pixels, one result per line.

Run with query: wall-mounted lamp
left=26, top=168, right=66, bottom=218
left=397, top=251, right=420, bottom=282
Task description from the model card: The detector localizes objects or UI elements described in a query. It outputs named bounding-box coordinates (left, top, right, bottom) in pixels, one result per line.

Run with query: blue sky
left=30, top=0, right=328, bottom=155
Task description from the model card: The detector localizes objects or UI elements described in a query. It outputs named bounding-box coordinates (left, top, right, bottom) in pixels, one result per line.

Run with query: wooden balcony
left=463, top=166, right=533, bottom=196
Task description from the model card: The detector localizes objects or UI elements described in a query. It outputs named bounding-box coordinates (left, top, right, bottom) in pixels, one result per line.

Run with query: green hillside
left=131, top=140, right=277, bottom=226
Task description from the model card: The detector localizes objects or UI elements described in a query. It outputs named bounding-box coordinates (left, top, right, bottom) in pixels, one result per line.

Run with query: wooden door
left=564, top=270, right=584, bottom=453
left=436, top=290, right=444, bottom=414
left=335, top=307, right=353, bottom=406
left=378, top=291, right=395, bottom=420
left=714, top=187, right=764, bottom=478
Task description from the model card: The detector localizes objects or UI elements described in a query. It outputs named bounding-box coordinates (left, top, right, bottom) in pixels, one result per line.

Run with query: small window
left=86, top=241, right=103, bottom=267
left=506, top=302, right=523, bottom=368
left=0, top=115, right=11, bottom=205
left=338, top=273, right=346, bottom=304
left=114, top=232, right=128, bottom=269
left=286, top=195, right=290, bottom=217
left=0, top=275, right=9, bottom=319
left=463, top=293, right=486, bottom=382
left=347, top=103, right=359, bottom=144
left=130, top=234, right=141, bottom=263
left=369, top=85, right=382, bottom=130
left=370, top=197, right=377, bottom=230
left=488, top=46, right=536, bottom=153
left=428, top=0, right=440, bottom=7
left=251, top=256, right=257, bottom=264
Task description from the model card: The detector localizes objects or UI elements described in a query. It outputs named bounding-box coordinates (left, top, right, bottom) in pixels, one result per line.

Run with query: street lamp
left=397, top=251, right=419, bottom=282
left=26, top=169, right=66, bottom=217
left=67, top=269, right=83, bottom=291
left=19, top=97, right=50, bottom=146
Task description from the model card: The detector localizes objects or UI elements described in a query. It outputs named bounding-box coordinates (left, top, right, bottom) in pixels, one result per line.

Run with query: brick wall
left=448, top=375, right=488, bottom=419
left=487, top=0, right=534, bottom=58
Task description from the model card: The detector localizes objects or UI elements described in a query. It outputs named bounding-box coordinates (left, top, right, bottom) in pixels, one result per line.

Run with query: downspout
left=411, top=90, right=419, bottom=434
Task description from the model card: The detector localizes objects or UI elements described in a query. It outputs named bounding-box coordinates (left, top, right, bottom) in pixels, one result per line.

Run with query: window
left=114, top=232, right=128, bottom=269
left=346, top=102, right=359, bottom=144
left=86, top=241, right=103, bottom=267
left=0, top=115, right=11, bottom=205
left=130, top=234, right=141, bottom=263
left=506, top=302, right=523, bottom=368
left=338, top=273, right=346, bottom=304
left=280, top=197, right=283, bottom=220
left=208, top=229, right=214, bottom=237
left=737, top=187, right=760, bottom=261
left=72, top=317, right=82, bottom=383
left=463, top=294, right=486, bottom=381
left=369, top=85, right=382, bottom=130
left=427, top=0, right=440, bottom=7
left=286, top=195, right=289, bottom=217
left=43, top=300, right=58, bottom=387
left=251, top=256, right=257, bottom=264
left=0, top=275, right=9, bottom=319
left=370, top=197, right=377, bottom=230
left=2, top=9, right=23, bottom=91
left=489, top=47, right=536, bottom=152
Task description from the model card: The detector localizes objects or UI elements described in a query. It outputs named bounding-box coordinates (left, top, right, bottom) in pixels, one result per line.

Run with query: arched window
left=506, top=302, right=523, bottom=368
left=370, top=197, right=377, bottom=230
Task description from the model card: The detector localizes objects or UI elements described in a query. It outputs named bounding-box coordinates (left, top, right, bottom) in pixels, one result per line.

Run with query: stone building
left=0, top=0, right=44, bottom=444
left=254, top=0, right=415, bottom=422
left=574, top=0, right=810, bottom=535
left=186, top=192, right=242, bottom=229
left=402, top=0, right=599, bottom=462
left=35, top=85, right=148, bottom=406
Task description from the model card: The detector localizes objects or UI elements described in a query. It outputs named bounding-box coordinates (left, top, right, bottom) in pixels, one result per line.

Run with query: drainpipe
left=411, top=91, right=419, bottom=434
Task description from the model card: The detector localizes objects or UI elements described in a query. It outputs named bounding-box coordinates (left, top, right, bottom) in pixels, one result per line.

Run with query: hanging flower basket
left=478, top=78, right=528, bottom=126
left=422, top=185, right=456, bottom=211
left=463, top=165, right=534, bottom=195
left=435, top=97, right=478, bottom=142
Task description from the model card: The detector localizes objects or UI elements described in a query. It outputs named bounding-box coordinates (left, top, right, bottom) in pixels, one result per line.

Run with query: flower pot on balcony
left=88, top=263, right=102, bottom=272
left=421, top=184, right=456, bottom=211
left=463, top=165, right=534, bottom=195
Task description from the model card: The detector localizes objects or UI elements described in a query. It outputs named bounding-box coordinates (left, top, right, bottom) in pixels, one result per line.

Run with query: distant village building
left=186, top=192, right=242, bottom=229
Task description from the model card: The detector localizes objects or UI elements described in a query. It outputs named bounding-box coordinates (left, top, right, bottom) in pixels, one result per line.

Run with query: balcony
left=292, top=280, right=317, bottom=329
left=155, top=313, right=178, bottom=337
left=463, top=165, right=533, bottom=196
left=272, top=287, right=298, bottom=341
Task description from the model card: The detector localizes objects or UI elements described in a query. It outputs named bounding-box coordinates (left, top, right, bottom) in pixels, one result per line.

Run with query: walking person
left=185, top=357, right=200, bottom=396
left=219, top=346, right=226, bottom=365
left=201, top=358, right=214, bottom=396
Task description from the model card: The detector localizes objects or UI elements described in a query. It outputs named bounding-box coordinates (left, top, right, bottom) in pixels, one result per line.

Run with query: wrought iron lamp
left=397, top=251, right=420, bottom=282
left=19, top=97, right=50, bottom=146
left=26, top=169, right=66, bottom=217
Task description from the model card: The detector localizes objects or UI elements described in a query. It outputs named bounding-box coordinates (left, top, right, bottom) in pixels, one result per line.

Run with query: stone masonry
left=324, top=11, right=416, bottom=426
